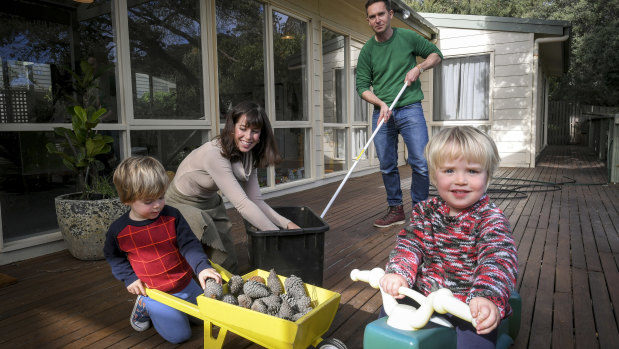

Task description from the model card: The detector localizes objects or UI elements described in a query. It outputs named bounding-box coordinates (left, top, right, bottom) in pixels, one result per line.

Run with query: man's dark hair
left=365, top=0, right=392, bottom=12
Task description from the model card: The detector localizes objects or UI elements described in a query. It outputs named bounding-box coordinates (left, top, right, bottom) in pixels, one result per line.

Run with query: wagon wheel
left=316, top=337, right=347, bottom=349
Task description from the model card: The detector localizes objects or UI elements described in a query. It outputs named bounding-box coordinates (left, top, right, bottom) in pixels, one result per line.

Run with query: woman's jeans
left=143, top=280, right=203, bottom=344
left=372, top=102, right=429, bottom=207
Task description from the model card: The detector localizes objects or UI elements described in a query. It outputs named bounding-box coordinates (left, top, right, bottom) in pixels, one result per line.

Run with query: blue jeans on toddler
left=372, top=102, right=429, bottom=207
left=142, top=279, right=203, bottom=344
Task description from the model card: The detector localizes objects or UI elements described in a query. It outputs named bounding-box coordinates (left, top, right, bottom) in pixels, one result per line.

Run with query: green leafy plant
left=45, top=60, right=115, bottom=197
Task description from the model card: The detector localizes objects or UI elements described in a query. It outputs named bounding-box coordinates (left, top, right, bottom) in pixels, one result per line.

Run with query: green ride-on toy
left=350, top=268, right=521, bottom=349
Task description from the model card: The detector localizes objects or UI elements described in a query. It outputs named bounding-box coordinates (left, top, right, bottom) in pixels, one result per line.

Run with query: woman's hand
left=127, top=279, right=147, bottom=296
left=469, top=296, right=500, bottom=334
left=198, top=268, right=222, bottom=289
left=287, top=221, right=301, bottom=229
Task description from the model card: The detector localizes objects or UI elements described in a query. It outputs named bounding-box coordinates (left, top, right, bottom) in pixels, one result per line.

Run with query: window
left=434, top=54, right=490, bottom=121
left=322, top=28, right=347, bottom=173
left=128, top=0, right=203, bottom=120
left=274, top=128, right=309, bottom=184
left=273, top=11, right=308, bottom=121
left=216, top=0, right=265, bottom=118
left=351, top=40, right=371, bottom=161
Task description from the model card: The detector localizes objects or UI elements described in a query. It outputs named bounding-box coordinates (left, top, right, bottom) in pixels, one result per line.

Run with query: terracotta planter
left=55, top=193, right=129, bottom=260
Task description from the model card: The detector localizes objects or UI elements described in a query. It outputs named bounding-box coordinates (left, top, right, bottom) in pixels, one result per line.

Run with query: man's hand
left=469, top=296, right=500, bottom=334
left=127, top=279, right=147, bottom=296
left=405, top=66, right=422, bottom=86
left=198, top=267, right=222, bottom=289
left=379, top=273, right=407, bottom=299
left=360, top=90, right=391, bottom=123
left=377, top=102, right=392, bottom=124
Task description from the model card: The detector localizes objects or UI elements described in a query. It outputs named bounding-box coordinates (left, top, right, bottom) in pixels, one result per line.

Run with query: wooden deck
left=1, top=145, right=618, bottom=348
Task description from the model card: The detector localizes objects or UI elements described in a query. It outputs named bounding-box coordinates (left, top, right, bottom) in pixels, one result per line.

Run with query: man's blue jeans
left=372, top=102, right=429, bottom=207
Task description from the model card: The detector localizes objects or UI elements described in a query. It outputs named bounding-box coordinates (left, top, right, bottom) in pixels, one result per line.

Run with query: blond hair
left=424, top=126, right=500, bottom=189
left=113, top=156, right=168, bottom=203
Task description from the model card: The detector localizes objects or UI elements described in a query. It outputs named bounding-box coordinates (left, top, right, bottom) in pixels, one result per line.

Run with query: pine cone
left=238, top=294, right=252, bottom=309
left=267, top=269, right=283, bottom=295
left=260, top=294, right=282, bottom=316
left=280, top=293, right=297, bottom=310
left=249, top=275, right=266, bottom=284
left=228, top=275, right=244, bottom=296
left=204, top=279, right=223, bottom=300
left=251, top=299, right=268, bottom=314
left=284, top=275, right=307, bottom=300
left=243, top=279, right=271, bottom=299
left=221, top=294, right=238, bottom=305
left=278, top=296, right=295, bottom=320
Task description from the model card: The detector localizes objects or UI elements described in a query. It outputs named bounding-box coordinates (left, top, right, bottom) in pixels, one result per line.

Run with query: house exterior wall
left=432, top=27, right=535, bottom=167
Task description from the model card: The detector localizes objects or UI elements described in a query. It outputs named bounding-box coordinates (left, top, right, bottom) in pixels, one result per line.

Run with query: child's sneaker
left=130, top=295, right=151, bottom=331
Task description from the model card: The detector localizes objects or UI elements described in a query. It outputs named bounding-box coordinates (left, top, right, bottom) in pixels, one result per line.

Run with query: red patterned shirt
left=104, top=205, right=211, bottom=294
left=386, top=195, right=518, bottom=318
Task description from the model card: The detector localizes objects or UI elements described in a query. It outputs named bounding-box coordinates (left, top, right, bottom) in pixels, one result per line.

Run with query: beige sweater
left=172, top=140, right=291, bottom=231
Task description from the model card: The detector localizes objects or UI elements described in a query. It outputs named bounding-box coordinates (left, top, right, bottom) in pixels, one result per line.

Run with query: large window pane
left=273, top=12, right=307, bottom=121
left=130, top=130, right=207, bottom=172
left=0, top=1, right=116, bottom=124
left=324, top=127, right=346, bottom=173
left=216, top=0, right=265, bottom=119
left=0, top=130, right=120, bottom=242
left=434, top=54, right=490, bottom=121
left=77, top=2, right=118, bottom=123
left=322, top=28, right=346, bottom=124
left=274, top=128, right=308, bottom=184
left=128, top=0, right=203, bottom=120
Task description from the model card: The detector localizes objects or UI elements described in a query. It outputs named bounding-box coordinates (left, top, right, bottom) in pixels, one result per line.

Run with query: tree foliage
left=404, top=0, right=619, bottom=106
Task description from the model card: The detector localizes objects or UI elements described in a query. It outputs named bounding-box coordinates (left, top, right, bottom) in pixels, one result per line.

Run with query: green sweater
left=356, top=27, right=443, bottom=108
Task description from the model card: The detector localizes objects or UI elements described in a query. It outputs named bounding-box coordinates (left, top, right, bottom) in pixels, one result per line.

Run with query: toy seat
left=364, top=291, right=521, bottom=349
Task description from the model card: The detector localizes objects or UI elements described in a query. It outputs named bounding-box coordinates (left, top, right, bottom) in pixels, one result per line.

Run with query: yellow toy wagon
left=146, top=265, right=345, bottom=349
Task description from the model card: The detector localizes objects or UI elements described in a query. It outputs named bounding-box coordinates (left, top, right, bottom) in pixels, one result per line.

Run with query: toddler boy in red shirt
left=104, top=156, right=221, bottom=343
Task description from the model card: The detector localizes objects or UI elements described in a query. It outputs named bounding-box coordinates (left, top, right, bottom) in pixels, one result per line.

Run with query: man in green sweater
left=356, top=0, right=442, bottom=227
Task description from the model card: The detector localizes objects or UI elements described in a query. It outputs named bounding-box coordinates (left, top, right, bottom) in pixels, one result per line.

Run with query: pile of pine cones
left=203, top=269, right=314, bottom=321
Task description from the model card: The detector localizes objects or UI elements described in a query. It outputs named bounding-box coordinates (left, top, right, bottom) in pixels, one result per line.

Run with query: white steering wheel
left=350, top=268, right=476, bottom=331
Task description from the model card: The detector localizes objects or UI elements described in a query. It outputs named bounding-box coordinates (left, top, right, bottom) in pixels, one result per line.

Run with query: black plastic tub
left=243, top=206, right=329, bottom=286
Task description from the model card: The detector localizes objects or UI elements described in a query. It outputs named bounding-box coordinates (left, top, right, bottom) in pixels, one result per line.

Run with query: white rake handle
left=320, top=82, right=408, bottom=218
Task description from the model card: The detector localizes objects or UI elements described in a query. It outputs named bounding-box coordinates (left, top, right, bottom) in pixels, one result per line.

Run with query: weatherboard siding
left=434, top=27, right=534, bottom=167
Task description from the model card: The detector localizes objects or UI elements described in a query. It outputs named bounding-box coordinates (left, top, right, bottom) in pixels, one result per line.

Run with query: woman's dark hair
left=218, top=101, right=281, bottom=168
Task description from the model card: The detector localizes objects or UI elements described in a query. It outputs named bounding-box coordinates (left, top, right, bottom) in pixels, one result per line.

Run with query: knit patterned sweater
left=104, top=205, right=212, bottom=294
left=385, top=195, right=518, bottom=318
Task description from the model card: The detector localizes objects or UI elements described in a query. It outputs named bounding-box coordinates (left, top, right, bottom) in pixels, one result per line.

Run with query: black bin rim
left=244, top=206, right=330, bottom=237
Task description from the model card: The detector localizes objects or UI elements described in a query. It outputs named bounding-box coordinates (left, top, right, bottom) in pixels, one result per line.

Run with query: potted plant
left=46, top=60, right=128, bottom=260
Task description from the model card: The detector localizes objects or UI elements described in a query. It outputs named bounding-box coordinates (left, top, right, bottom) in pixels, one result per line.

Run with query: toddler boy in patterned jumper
left=104, top=156, right=221, bottom=344
left=379, top=126, right=518, bottom=348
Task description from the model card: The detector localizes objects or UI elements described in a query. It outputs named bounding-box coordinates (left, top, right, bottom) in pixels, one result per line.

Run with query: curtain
left=436, top=54, right=489, bottom=121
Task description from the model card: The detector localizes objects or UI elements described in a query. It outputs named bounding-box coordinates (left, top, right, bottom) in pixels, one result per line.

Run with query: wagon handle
left=209, top=260, right=233, bottom=282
